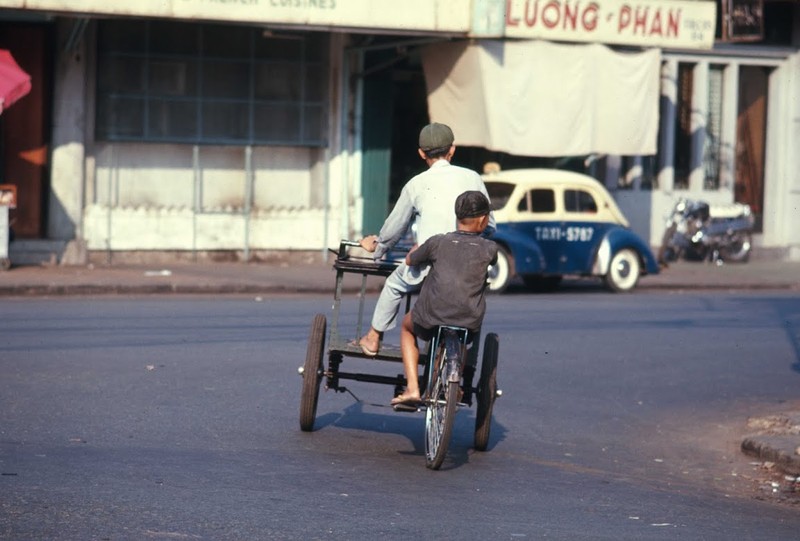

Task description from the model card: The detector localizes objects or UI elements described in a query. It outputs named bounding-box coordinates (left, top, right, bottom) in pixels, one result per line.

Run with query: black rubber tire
left=657, top=224, right=679, bottom=265
left=425, top=340, right=460, bottom=470
left=299, top=313, right=326, bottom=432
left=719, top=233, right=752, bottom=263
left=684, top=244, right=709, bottom=262
left=487, top=246, right=513, bottom=294
left=425, top=379, right=459, bottom=470
left=474, top=333, right=498, bottom=452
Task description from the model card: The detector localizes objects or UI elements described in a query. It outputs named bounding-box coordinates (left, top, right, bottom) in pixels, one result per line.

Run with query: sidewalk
left=1, top=256, right=799, bottom=480
left=0, top=257, right=798, bottom=297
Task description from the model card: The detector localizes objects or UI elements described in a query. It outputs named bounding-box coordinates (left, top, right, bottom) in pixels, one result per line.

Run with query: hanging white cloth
left=422, top=39, right=661, bottom=157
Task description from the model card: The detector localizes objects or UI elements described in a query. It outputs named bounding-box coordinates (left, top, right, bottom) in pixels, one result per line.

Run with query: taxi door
left=508, top=187, right=562, bottom=274
left=558, top=187, right=612, bottom=274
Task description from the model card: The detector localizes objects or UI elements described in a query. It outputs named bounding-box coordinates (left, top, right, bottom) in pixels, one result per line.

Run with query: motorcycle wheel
left=684, top=244, right=709, bottom=262
left=657, top=225, right=679, bottom=265
left=719, top=233, right=752, bottom=263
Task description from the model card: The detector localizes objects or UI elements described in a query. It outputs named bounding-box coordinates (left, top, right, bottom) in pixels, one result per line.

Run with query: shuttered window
left=96, top=20, right=327, bottom=146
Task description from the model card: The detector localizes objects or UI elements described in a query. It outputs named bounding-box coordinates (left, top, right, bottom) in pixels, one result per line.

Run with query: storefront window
left=96, top=20, right=328, bottom=146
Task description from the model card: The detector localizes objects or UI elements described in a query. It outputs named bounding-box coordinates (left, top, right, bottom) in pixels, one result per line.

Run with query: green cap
left=418, top=123, right=454, bottom=152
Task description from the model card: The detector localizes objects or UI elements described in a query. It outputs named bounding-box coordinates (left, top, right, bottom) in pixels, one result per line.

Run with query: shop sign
left=504, top=0, right=717, bottom=49
left=0, top=0, right=472, bottom=34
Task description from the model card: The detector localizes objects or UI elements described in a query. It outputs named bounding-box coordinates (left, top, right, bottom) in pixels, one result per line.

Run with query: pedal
left=392, top=403, right=421, bottom=413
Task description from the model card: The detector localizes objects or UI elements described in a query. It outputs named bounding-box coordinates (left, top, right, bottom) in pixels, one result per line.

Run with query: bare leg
left=393, top=313, right=421, bottom=404
left=360, top=262, right=427, bottom=356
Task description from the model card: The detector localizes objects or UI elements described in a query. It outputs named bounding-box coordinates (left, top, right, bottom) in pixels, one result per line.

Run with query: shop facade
left=0, top=0, right=797, bottom=264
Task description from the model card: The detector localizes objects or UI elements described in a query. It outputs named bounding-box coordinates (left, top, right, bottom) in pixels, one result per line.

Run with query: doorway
left=0, top=23, right=51, bottom=239
left=360, top=43, right=429, bottom=235
left=735, top=65, right=769, bottom=233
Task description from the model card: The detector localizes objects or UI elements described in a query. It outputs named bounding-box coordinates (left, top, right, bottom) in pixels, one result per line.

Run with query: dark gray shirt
left=408, top=231, right=498, bottom=332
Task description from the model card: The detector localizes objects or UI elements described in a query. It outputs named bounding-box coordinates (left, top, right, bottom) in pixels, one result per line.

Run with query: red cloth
left=0, top=49, right=31, bottom=114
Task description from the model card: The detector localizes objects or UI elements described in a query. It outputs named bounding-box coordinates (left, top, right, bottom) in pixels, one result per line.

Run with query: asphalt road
left=1, top=292, right=799, bottom=540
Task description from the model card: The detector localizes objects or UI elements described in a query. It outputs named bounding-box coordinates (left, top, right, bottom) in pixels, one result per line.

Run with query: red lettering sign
left=508, top=0, right=601, bottom=33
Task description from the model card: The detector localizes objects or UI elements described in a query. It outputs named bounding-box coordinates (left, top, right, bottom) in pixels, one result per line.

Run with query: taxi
left=482, top=167, right=659, bottom=293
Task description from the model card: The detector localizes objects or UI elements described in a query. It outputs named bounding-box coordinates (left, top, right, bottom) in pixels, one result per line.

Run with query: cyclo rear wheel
left=299, top=313, right=326, bottom=432
left=424, top=332, right=461, bottom=470
left=474, top=333, right=499, bottom=451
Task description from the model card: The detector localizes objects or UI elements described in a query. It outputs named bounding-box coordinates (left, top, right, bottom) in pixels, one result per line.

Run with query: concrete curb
left=740, top=413, right=800, bottom=478
left=741, top=437, right=800, bottom=476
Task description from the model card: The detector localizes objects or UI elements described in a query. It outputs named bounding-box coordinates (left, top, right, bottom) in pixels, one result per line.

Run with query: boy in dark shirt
left=392, top=191, right=498, bottom=406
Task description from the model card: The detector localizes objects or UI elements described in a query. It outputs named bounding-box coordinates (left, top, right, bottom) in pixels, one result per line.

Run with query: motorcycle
left=658, top=198, right=755, bottom=265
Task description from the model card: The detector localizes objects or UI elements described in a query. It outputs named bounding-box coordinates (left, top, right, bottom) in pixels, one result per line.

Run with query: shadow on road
left=314, top=399, right=508, bottom=470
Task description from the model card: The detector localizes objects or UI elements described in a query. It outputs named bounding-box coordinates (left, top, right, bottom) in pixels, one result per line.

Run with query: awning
left=422, top=40, right=661, bottom=157
left=0, top=49, right=31, bottom=114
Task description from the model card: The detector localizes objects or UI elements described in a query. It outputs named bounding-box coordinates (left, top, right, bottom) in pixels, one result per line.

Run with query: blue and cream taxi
left=483, top=166, right=659, bottom=293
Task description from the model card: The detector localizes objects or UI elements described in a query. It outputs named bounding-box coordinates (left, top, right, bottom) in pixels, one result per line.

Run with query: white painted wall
left=83, top=206, right=334, bottom=250
left=781, top=51, right=800, bottom=259
left=48, top=21, right=88, bottom=241
left=84, top=142, right=344, bottom=251
left=91, top=143, right=319, bottom=210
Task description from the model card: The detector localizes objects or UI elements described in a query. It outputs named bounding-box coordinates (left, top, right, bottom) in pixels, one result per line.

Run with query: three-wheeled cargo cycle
left=298, top=240, right=502, bottom=470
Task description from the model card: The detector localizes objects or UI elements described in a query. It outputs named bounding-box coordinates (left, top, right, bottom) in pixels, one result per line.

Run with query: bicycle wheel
left=474, top=333, right=499, bottom=451
left=299, top=313, right=326, bottom=432
left=425, top=339, right=460, bottom=470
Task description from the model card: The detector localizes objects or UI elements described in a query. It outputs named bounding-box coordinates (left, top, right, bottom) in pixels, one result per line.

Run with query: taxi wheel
left=487, top=247, right=513, bottom=294
left=604, top=249, right=640, bottom=292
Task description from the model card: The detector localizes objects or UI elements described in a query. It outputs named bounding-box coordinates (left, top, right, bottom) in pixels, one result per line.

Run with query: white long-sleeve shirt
left=373, top=159, right=495, bottom=259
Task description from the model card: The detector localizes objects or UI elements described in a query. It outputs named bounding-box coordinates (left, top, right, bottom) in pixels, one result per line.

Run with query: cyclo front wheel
left=424, top=335, right=461, bottom=470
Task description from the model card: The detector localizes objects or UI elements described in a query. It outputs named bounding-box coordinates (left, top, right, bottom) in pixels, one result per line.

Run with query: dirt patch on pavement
left=636, top=401, right=800, bottom=506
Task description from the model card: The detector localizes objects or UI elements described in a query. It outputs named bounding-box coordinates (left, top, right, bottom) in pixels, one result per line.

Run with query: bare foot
left=391, top=390, right=421, bottom=406
left=358, top=336, right=379, bottom=356
left=358, top=329, right=381, bottom=356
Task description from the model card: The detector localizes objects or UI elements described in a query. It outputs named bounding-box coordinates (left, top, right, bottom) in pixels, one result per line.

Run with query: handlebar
left=331, top=239, right=400, bottom=277
left=331, top=240, right=364, bottom=260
